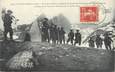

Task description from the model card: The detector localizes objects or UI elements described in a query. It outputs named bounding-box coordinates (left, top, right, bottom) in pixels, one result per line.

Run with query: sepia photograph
left=0, top=0, right=114, bottom=72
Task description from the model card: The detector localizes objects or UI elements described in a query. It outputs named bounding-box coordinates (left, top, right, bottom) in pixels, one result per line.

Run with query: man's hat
left=76, top=29, right=79, bottom=31
left=70, top=29, right=73, bottom=31
left=44, top=18, right=48, bottom=21
left=7, top=10, right=13, bottom=13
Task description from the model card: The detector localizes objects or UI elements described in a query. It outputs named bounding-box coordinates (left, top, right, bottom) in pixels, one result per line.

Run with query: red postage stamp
left=80, top=6, right=98, bottom=22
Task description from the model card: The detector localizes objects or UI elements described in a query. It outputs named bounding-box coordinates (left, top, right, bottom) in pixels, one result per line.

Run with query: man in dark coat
left=104, top=34, right=113, bottom=50
left=59, top=27, right=65, bottom=44
left=95, top=35, right=103, bottom=48
left=74, top=30, right=81, bottom=45
left=53, top=25, right=58, bottom=44
left=57, top=27, right=61, bottom=44
left=41, top=18, right=49, bottom=42
left=2, top=10, right=14, bottom=40
left=88, top=37, right=95, bottom=48
left=67, top=30, right=74, bottom=45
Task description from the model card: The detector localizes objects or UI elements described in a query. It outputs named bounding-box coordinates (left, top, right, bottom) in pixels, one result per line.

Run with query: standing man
left=95, top=35, right=103, bottom=48
left=42, top=18, right=49, bottom=42
left=104, top=34, right=113, bottom=50
left=57, top=27, right=61, bottom=44
left=74, top=30, right=82, bottom=45
left=2, top=10, right=15, bottom=41
left=59, top=27, right=65, bottom=44
left=53, top=25, right=58, bottom=44
left=67, top=30, right=74, bottom=45
left=88, top=37, right=95, bottom=48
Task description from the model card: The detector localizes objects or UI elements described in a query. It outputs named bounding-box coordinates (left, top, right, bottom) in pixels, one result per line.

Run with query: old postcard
left=0, top=0, right=115, bottom=72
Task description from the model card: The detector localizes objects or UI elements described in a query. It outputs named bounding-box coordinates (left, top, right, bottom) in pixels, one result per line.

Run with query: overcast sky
left=0, top=0, right=114, bottom=30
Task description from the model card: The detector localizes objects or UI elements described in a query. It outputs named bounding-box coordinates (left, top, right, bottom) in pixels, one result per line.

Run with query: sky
left=0, top=0, right=114, bottom=30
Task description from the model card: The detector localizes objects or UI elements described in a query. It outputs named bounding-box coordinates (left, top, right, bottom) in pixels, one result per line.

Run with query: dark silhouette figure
left=59, top=27, right=65, bottom=44
left=74, top=30, right=81, bottom=45
left=53, top=25, right=58, bottom=44
left=57, top=27, right=61, bottom=44
left=88, top=37, right=95, bottom=48
left=95, top=35, right=103, bottom=48
left=104, top=34, right=113, bottom=50
left=41, top=18, right=49, bottom=42
left=67, top=30, right=74, bottom=45
left=2, top=10, right=14, bottom=40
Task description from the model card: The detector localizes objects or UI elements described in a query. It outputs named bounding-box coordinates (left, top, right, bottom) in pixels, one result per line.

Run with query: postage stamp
left=80, top=6, right=98, bottom=22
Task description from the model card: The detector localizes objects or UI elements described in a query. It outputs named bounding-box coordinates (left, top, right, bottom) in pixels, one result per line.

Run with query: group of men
left=41, top=18, right=66, bottom=44
left=41, top=18, right=82, bottom=45
left=67, top=30, right=82, bottom=45
left=1, top=10, right=114, bottom=50
left=1, top=9, right=82, bottom=46
left=88, top=34, right=113, bottom=50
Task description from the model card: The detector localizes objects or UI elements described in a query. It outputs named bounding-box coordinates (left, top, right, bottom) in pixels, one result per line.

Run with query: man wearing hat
left=41, top=18, right=49, bottom=42
left=2, top=10, right=14, bottom=40
left=59, top=27, right=66, bottom=44
left=74, top=30, right=82, bottom=45
left=104, top=33, right=113, bottom=50
left=67, top=29, right=74, bottom=45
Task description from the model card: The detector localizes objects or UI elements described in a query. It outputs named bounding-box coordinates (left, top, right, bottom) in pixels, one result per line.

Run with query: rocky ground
left=0, top=41, right=114, bottom=72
